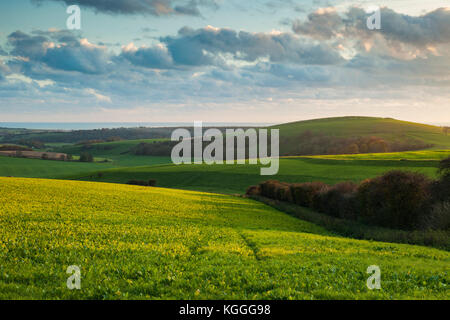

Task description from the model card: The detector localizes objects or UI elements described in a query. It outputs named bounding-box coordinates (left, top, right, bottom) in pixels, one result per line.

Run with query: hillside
left=0, top=177, right=448, bottom=299
left=54, top=139, right=171, bottom=167
left=272, top=117, right=450, bottom=155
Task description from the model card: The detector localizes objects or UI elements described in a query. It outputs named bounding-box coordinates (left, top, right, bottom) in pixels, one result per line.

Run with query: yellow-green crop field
left=0, top=177, right=448, bottom=299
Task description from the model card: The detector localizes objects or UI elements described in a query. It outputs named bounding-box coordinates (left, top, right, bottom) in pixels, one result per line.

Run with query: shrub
left=126, top=179, right=157, bottom=187
left=259, top=180, right=293, bottom=202
left=246, top=185, right=261, bottom=196
left=127, top=180, right=149, bottom=186
left=421, top=202, right=450, bottom=231
left=312, top=182, right=358, bottom=217
left=276, top=184, right=293, bottom=202
left=356, top=171, right=432, bottom=230
left=41, top=153, right=48, bottom=160
left=79, top=152, right=94, bottom=162
left=313, top=182, right=358, bottom=218
left=290, top=182, right=328, bottom=207
left=259, top=180, right=279, bottom=199
left=438, top=156, right=450, bottom=178
left=430, top=157, right=450, bottom=202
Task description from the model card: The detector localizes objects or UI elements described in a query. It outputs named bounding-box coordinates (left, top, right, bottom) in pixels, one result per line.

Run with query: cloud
left=120, top=43, right=174, bottom=69
left=34, top=0, right=218, bottom=16
left=159, top=26, right=343, bottom=67
left=8, top=31, right=112, bottom=74
left=293, top=7, right=450, bottom=49
left=2, top=5, right=450, bottom=120
left=85, top=88, right=112, bottom=102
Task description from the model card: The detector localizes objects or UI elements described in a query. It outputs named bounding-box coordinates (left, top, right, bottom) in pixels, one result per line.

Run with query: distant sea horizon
left=0, top=122, right=274, bottom=131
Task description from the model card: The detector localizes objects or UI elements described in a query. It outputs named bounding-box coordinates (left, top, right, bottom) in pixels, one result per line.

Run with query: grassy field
left=1, top=149, right=445, bottom=195
left=273, top=117, right=450, bottom=150
left=309, top=150, right=450, bottom=161
left=54, top=139, right=171, bottom=167
left=69, top=157, right=442, bottom=194
left=0, top=177, right=448, bottom=299
left=0, top=155, right=169, bottom=179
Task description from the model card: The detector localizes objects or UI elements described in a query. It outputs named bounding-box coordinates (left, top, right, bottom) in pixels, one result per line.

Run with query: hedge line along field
left=0, top=177, right=448, bottom=299
left=69, top=157, right=442, bottom=194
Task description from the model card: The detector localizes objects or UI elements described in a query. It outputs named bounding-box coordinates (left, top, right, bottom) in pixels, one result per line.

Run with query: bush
left=127, top=180, right=149, bottom=186
left=422, top=202, right=450, bottom=231
left=438, top=156, right=450, bottom=176
left=313, top=182, right=358, bottom=218
left=249, top=168, right=448, bottom=232
left=127, top=179, right=157, bottom=187
left=259, top=180, right=292, bottom=202
left=290, top=182, right=328, bottom=207
left=79, top=152, right=94, bottom=162
left=246, top=185, right=261, bottom=196
left=421, top=202, right=450, bottom=231
left=357, top=171, right=432, bottom=230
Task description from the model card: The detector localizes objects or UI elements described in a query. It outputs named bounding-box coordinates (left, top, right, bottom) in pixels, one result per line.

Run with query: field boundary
left=247, top=195, right=450, bottom=251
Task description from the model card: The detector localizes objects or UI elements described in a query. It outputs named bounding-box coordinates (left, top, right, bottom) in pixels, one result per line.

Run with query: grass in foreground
left=0, top=177, right=448, bottom=299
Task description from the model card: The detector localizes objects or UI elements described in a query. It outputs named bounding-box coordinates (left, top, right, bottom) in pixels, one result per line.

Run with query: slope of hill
left=54, top=139, right=171, bottom=167
left=0, top=177, right=448, bottom=299
left=272, top=117, right=450, bottom=155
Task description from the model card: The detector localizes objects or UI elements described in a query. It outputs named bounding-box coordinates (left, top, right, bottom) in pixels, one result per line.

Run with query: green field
left=68, top=157, right=442, bottom=194
left=54, top=139, right=171, bottom=167
left=309, top=150, right=450, bottom=161
left=0, top=155, right=169, bottom=179
left=273, top=117, right=450, bottom=149
left=0, top=177, right=448, bottom=299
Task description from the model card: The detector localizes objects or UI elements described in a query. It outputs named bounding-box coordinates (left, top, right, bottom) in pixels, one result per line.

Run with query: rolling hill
left=273, top=117, right=449, bottom=146
left=272, top=117, right=450, bottom=155
left=0, top=177, right=448, bottom=299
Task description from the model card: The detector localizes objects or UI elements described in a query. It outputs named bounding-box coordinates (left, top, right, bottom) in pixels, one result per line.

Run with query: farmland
left=68, top=157, right=442, bottom=194
left=0, top=177, right=448, bottom=299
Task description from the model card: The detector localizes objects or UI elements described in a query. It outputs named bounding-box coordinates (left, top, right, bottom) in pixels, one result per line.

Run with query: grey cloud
left=33, top=0, right=217, bottom=16
left=8, top=31, right=111, bottom=74
left=120, top=45, right=174, bottom=69
left=293, top=7, right=450, bottom=47
left=160, top=26, right=343, bottom=67
left=0, top=46, right=7, bottom=56
left=8, top=31, right=49, bottom=60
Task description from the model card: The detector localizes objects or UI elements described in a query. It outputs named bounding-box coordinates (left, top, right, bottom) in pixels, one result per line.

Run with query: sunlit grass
left=0, top=177, right=448, bottom=299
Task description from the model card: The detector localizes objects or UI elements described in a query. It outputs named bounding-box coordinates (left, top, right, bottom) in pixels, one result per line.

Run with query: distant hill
left=271, top=117, right=450, bottom=156
left=3, top=117, right=449, bottom=157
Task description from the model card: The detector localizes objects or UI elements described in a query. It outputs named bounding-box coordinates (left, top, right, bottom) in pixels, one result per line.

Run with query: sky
left=0, top=0, right=449, bottom=123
